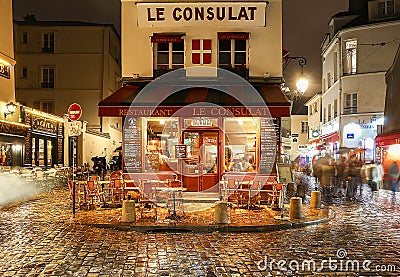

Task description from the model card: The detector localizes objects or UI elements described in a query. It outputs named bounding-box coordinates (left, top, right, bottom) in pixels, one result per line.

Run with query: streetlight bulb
left=296, top=77, right=308, bottom=93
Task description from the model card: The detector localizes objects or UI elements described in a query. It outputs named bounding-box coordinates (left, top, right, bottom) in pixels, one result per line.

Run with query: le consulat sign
left=137, top=2, right=267, bottom=27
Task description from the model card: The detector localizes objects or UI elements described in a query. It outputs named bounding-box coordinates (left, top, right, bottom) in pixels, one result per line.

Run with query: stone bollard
left=122, top=200, right=136, bottom=223
left=214, top=201, right=229, bottom=224
left=289, top=197, right=303, bottom=219
left=310, top=190, right=322, bottom=209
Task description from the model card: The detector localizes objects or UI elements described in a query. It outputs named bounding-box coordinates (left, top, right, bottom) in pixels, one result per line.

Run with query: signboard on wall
left=259, top=118, right=278, bottom=174
left=123, top=117, right=142, bottom=173
left=175, top=144, right=187, bottom=159
left=137, top=2, right=267, bottom=27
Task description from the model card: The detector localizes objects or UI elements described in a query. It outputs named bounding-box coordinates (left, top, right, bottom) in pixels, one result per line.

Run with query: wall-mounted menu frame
left=123, top=117, right=142, bottom=173
left=175, top=144, right=187, bottom=159
left=276, top=163, right=293, bottom=183
left=259, top=118, right=277, bottom=174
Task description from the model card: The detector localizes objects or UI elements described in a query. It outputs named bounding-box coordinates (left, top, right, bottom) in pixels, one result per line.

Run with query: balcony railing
left=343, top=106, right=357, bottom=115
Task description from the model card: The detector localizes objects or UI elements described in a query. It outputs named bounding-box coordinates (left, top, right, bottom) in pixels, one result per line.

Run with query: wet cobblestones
left=0, top=184, right=399, bottom=276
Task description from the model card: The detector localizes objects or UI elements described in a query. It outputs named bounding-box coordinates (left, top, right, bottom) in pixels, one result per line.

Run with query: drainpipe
left=338, top=36, right=343, bottom=150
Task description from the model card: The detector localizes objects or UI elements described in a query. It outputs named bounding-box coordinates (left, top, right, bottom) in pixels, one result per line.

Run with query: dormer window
left=378, top=0, right=394, bottom=17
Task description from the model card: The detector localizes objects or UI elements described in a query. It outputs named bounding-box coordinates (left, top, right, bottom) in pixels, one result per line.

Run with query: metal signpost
left=67, top=103, right=82, bottom=217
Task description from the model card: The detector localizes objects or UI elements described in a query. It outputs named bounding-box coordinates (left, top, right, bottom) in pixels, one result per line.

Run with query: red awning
left=98, top=81, right=290, bottom=117
left=375, top=131, right=400, bottom=147
left=151, top=35, right=183, bottom=43
left=217, top=32, right=249, bottom=40
left=308, top=131, right=339, bottom=145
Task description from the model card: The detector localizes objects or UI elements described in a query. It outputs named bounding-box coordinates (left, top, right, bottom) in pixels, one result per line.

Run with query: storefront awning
left=308, top=131, right=339, bottom=146
left=98, top=81, right=291, bottom=117
left=375, top=131, right=400, bottom=147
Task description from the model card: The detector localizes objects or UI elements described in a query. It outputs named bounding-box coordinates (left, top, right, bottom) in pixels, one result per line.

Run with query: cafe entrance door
left=182, top=130, right=220, bottom=192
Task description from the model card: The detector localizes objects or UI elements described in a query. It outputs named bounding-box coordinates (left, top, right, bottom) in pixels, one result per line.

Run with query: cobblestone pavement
left=0, top=184, right=399, bottom=276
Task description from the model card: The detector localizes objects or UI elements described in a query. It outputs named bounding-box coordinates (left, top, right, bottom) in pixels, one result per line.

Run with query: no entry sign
left=67, top=103, right=82, bottom=121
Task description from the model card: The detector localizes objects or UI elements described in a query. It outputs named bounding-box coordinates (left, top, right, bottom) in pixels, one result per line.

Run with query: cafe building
left=98, top=0, right=290, bottom=191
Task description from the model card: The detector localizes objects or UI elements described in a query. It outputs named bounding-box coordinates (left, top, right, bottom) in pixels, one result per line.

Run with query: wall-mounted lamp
left=283, top=56, right=309, bottom=98
left=3, top=102, right=17, bottom=118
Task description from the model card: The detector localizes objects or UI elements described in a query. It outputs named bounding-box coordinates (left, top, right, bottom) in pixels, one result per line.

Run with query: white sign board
left=137, top=2, right=267, bottom=27
left=68, top=121, right=82, bottom=137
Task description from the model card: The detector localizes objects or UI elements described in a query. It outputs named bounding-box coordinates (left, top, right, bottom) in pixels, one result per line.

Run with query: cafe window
left=47, top=140, right=52, bottom=165
left=32, top=137, right=36, bottom=165
left=38, top=139, right=45, bottom=166
left=40, top=67, right=55, bottom=88
left=224, top=118, right=258, bottom=172
left=154, top=41, right=184, bottom=70
left=144, top=118, right=179, bottom=172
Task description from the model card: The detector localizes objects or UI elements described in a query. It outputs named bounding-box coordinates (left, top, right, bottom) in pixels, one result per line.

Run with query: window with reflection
left=144, top=118, right=179, bottom=172
left=224, top=118, right=258, bottom=172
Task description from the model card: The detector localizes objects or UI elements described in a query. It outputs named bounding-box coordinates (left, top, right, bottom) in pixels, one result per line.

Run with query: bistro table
left=162, top=187, right=186, bottom=220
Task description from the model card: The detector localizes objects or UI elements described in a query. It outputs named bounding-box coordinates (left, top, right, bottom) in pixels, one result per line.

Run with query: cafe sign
left=32, top=116, right=57, bottom=134
left=0, top=61, right=11, bottom=79
left=137, top=2, right=267, bottom=27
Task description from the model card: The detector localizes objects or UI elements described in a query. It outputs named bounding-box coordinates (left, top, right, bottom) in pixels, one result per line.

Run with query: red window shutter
left=192, top=39, right=200, bottom=50
left=203, top=39, right=211, bottom=50
left=192, top=53, right=201, bottom=64
left=203, top=53, right=211, bottom=64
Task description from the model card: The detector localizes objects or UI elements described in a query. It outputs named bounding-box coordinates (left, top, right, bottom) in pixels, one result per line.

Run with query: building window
left=22, top=67, right=28, bottom=78
left=40, top=67, right=55, bottom=88
left=327, top=72, right=332, bottom=88
left=33, top=100, right=55, bottom=114
left=344, top=39, right=357, bottom=75
left=155, top=41, right=184, bottom=70
left=42, top=32, right=54, bottom=53
left=344, top=93, right=357, bottom=114
left=192, top=39, right=212, bottom=65
left=378, top=0, right=394, bottom=17
left=218, top=39, right=247, bottom=68
left=22, top=32, right=28, bottom=44
left=323, top=107, right=326, bottom=123
left=334, top=99, right=338, bottom=118
left=328, top=104, right=332, bottom=121
left=313, top=102, right=318, bottom=114
left=301, top=121, right=308, bottom=133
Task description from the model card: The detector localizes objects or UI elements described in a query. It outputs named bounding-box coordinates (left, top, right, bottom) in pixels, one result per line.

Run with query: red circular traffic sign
left=67, top=103, right=82, bottom=121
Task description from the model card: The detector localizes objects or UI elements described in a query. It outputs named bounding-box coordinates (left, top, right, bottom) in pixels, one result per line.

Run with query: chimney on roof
left=348, top=0, right=368, bottom=16
left=23, top=14, right=37, bottom=23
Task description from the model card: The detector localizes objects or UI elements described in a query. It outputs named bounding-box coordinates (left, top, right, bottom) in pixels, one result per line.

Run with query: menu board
left=276, top=163, right=293, bottom=183
left=123, top=117, right=142, bottom=173
left=175, top=144, right=187, bottom=159
left=259, top=118, right=279, bottom=174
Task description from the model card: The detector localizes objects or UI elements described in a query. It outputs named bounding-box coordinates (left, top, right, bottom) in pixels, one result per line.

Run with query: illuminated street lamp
left=283, top=56, right=309, bottom=97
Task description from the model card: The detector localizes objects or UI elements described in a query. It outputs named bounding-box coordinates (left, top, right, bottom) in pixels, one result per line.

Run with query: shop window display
left=145, top=118, right=179, bottom=172
left=224, top=118, right=258, bottom=172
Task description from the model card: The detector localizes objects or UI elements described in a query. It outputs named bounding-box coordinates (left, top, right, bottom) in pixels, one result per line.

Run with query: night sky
left=13, top=0, right=348, bottom=97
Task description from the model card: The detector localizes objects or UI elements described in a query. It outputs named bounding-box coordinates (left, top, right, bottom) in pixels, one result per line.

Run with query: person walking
left=347, top=156, right=361, bottom=200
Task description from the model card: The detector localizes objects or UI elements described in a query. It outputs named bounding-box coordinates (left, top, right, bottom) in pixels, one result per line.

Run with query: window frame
left=344, top=39, right=357, bottom=75
left=378, top=0, right=395, bottom=17
left=42, top=32, right=54, bottom=53
left=344, top=93, right=358, bottom=114
left=218, top=39, right=248, bottom=68
left=33, top=100, right=55, bottom=114
left=40, top=66, right=55, bottom=88
left=154, top=40, right=185, bottom=70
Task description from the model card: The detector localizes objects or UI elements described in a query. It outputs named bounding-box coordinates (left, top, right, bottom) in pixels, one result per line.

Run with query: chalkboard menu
left=175, top=144, right=187, bottom=159
left=123, top=117, right=142, bottom=173
left=260, top=118, right=278, bottom=174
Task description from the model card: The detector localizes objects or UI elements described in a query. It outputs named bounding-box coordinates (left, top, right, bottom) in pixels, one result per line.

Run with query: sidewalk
left=73, top=198, right=331, bottom=233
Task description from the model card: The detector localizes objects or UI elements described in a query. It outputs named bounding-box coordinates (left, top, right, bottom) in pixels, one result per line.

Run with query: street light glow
left=296, top=77, right=309, bottom=93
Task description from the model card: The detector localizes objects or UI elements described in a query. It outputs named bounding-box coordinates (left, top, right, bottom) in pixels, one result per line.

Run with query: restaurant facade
left=98, top=0, right=290, bottom=191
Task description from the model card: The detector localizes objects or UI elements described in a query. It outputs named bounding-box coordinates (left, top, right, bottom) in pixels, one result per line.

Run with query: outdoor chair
left=85, top=180, right=105, bottom=205
left=138, top=179, right=157, bottom=220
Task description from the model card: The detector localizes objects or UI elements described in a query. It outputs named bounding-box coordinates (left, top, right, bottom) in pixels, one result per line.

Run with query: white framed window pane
left=172, top=53, right=184, bottom=64
left=219, top=40, right=231, bottom=51
left=234, top=52, right=246, bottom=65
left=234, top=40, right=246, bottom=51
left=219, top=52, right=231, bottom=65
left=157, top=53, right=169, bottom=65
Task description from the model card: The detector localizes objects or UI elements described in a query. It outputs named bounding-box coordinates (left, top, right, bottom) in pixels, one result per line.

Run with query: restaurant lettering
left=137, top=2, right=266, bottom=27
left=117, top=106, right=270, bottom=117
left=32, top=117, right=57, bottom=134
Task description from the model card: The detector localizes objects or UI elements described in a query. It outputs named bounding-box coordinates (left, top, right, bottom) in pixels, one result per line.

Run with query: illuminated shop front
left=0, top=120, right=29, bottom=170
left=99, top=80, right=290, bottom=192
left=24, top=109, right=64, bottom=168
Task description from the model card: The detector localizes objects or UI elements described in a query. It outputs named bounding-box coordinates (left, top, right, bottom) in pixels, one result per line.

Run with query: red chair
left=85, top=180, right=105, bottom=205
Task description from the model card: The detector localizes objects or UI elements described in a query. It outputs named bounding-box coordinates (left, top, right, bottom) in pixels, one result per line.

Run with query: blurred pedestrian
left=346, top=156, right=362, bottom=200
left=371, top=161, right=383, bottom=192
left=335, top=156, right=347, bottom=197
